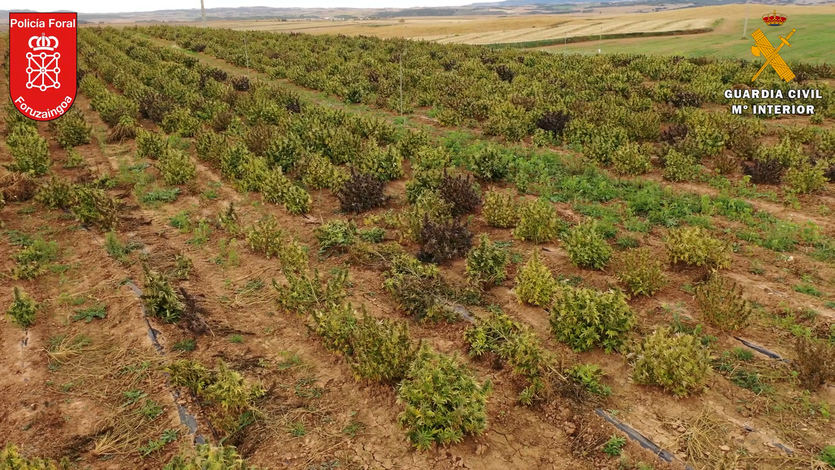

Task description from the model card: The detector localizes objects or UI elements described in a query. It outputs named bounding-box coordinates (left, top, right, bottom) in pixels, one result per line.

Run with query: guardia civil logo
left=750, top=10, right=795, bottom=83
left=724, top=11, right=823, bottom=116
left=9, top=12, right=77, bottom=121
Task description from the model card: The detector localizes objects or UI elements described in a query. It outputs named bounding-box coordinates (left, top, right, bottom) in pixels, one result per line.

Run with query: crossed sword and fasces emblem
left=750, top=28, right=796, bottom=82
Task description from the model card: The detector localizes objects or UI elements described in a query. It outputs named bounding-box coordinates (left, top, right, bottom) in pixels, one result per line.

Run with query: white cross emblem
left=26, top=33, right=61, bottom=91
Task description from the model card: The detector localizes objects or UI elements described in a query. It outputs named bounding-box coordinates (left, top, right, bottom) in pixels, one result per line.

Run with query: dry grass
left=46, top=338, right=172, bottom=457
left=680, top=408, right=736, bottom=470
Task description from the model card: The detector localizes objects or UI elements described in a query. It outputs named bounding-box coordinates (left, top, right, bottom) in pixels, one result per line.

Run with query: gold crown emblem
left=28, top=33, right=59, bottom=51
left=762, top=10, right=787, bottom=26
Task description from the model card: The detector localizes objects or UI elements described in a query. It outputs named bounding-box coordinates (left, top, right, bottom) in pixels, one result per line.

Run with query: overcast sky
left=9, top=0, right=476, bottom=14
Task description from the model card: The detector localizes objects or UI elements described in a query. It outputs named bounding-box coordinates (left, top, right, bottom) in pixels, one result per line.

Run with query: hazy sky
left=9, top=0, right=475, bottom=14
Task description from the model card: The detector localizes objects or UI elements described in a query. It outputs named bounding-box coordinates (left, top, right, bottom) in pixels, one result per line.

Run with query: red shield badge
left=9, top=12, right=77, bottom=121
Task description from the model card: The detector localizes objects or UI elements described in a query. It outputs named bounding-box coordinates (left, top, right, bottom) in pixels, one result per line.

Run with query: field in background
left=539, top=11, right=835, bottom=64
left=201, top=4, right=835, bottom=63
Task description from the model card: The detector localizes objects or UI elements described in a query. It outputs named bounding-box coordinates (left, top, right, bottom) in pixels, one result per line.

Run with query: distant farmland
left=538, top=10, right=835, bottom=64
left=197, top=4, right=835, bottom=63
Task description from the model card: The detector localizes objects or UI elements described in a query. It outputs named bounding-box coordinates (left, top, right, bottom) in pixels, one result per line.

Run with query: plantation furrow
left=1, top=44, right=196, bottom=468
left=140, top=28, right=835, bottom=273
left=75, top=26, right=640, bottom=466
left=122, top=278, right=206, bottom=444
left=0, top=189, right=184, bottom=466
left=134, top=26, right=835, bottom=335
left=62, top=73, right=588, bottom=466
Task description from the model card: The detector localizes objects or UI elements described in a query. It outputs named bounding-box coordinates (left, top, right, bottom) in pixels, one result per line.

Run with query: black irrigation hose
left=125, top=280, right=206, bottom=444
left=595, top=409, right=695, bottom=470
left=733, top=336, right=790, bottom=362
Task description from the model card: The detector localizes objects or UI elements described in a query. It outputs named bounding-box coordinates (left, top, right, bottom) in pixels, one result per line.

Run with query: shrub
left=350, top=313, right=416, bottom=383
left=220, top=142, right=250, bottom=180
left=5, top=101, right=37, bottom=132
left=96, top=93, right=138, bottom=127
left=764, top=136, right=806, bottom=167
left=0, top=444, right=65, bottom=469
left=514, top=252, right=557, bottom=307
left=819, top=446, right=835, bottom=468
left=161, top=107, right=201, bottom=137
left=743, top=154, right=784, bottom=184
left=236, top=154, right=269, bottom=192
left=466, top=309, right=551, bottom=404
left=311, top=301, right=356, bottom=354
left=244, top=124, right=276, bottom=156
left=12, top=238, right=58, bottom=280
left=383, top=255, right=449, bottom=321
left=614, top=248, right=667, bottom=297
left=536, top=110, right=570, bottom=137
left=549, top=286, right=634, bottom=352
left=583, top=125, right=627, bottom=164
left=315, top=219, right=357, bottom=255
left=6, top=126, right=50, bottom=175
left=106, top=115, right=137, bottom=143
left=694, top=274, right=752, bottom=331
left=663, top=148, right=700, bottom=182
left=105, top=231, right=133, bottom=263
left=142, top=267, right=185, bottom=323
left=51, top=108, right=91, bottom=148
left=483, top=190, right=518, bottom=228
left=397, top=345, right=491, bottom=450
left=282, top=184, right=312, bottom=215
left=465, top=235, right=509, bottom=286
left=404, top=147, right=450, bottom=203
left=167, top=359, right=264, bottom=433
left=210, top=109, right=235, bottom=132
left=277, top=237, right=309, bottom=274
left=7, top=287, right=37, bottom=328
left=794, top=336, right=835, bottom=390
left=70, top=185, right=119, bottom=229
left=359, top=227, right=385, bottom=243
left=158, top=148, right=196, bottom=185
left=164, top=444, right=256, bottom=470
left=563, top=220, right=612, bottom=270
left=135, top=128, right=168, bottom=160
left=670, top=89, right=701, bottom=108
left=64, top=148, right=85, bottom=168
left=314, top=303, right=417, bottom=383
left=245, top=216, right=284, bottom=258
left=632, top=327, right=710, bottom=397
left=566, top=364, right=611, bottom=396
left=612, top=141, right=652, bottom=176
left=138, top=89, right=172, bottom=124
left=785, top=162, right=828, bottom=194
left=484, top=102, right=532, bottom=141
left=666, top=226, right=731, bottom=269
left=274, top=267, right=348, bottom=314
left=418, top=217, right=473, bottom=263
left=438, top=173, right=480, bottom=217
left=469, top=145, right=510, bottom=181
left=231, top=76, right=251, bottom=91
left=352, top=144, right=403, bottom=181
left=194, top=129, right=225, bottom=164
left=258, top=168, right=293, bottom=208
left=35, top=177, right=74, bottom=209
left=300, top=153, right=348, bottom=190
left=602, top=435, right=626, bottom=457
left=336, top=170, right=386, bottom=213
left=514, top=198, right=561, bottom=243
